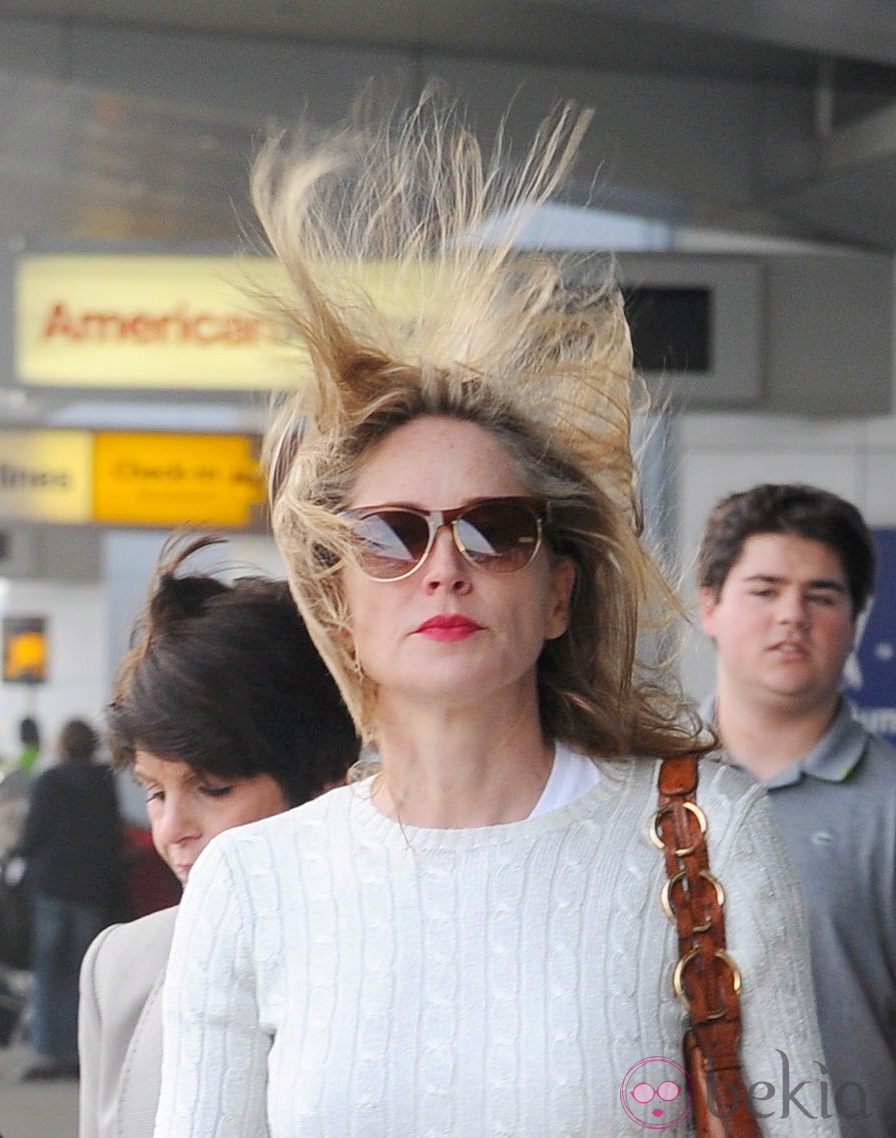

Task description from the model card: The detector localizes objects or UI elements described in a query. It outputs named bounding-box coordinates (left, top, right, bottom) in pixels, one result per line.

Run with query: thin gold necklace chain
left=372, top=771, right=415, bottom=851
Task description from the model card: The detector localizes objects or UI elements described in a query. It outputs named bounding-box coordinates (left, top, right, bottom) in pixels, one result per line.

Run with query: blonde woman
left=153, top=99, right=837, bottom=1138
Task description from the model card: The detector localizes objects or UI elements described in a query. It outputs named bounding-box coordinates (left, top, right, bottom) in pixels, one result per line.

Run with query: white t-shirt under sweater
left=527, top=745, right=600, bottom=817
left=154, top=751, right=836, bottom=1138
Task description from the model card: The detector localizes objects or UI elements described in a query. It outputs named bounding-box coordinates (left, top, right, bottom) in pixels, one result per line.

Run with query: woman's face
left=133, top=751, right=289, bottom=885
left=342, top=415, right=575, bottom=718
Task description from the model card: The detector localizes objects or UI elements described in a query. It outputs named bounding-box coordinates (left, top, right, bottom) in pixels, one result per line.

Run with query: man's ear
left=698, top=586, right=719, bottom=638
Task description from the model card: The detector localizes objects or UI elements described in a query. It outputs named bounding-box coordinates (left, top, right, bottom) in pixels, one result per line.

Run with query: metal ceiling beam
left=819, top=98, right=896, bottom=173
left=571, top=0, right=896, bottom=68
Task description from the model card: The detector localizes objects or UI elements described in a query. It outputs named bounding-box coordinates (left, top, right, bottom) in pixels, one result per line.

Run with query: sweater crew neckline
left=347, top=750, right=647, bottom=852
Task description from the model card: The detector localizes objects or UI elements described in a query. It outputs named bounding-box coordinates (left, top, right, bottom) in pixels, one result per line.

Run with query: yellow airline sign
left=93, top=432, right=265, bottom=528
left=16, top=254, right=431, bottom=390
left=0, top=430, right=92, bottom=523
left=0, top=429, right=265, bottom=528
left=16, top=255, right=294, bottom=389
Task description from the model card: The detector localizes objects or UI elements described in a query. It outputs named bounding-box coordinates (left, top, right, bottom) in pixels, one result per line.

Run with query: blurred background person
left=0, top=716, right=44, bottom=1049
left=17, top=717, right=122, bottom=1080
left=0, top=717, right=42, bottom=860
left=15, top=716, right=41, bottom=775
left=0, top=715, right=42, bottom=795
left=78, top=533, right=358, bottom=1138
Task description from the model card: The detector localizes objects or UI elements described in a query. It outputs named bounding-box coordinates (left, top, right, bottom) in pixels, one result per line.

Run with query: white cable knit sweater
left=154, top=754, right=840, bottom=1138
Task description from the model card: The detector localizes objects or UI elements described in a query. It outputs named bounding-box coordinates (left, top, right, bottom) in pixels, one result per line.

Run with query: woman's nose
left=153, top=798, right=200, bottom=847
left=421, top=526, right=473, bottom=593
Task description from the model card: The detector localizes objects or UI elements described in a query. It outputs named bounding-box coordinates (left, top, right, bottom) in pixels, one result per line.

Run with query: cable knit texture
left=154, top=755, right=839, bottom=1138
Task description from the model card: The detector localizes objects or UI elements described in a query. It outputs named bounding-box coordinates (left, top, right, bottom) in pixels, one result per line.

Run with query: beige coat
left=78, top=906, right=177, bottom=1138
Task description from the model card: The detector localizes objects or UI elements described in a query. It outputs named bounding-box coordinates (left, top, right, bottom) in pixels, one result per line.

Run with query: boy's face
left=699, top=532, right=856, bottom=713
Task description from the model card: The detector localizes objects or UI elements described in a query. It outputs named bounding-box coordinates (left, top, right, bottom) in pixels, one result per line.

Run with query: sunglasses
left=630, top=1080, right=684, bottom=1105
left=341, top=496, right=547, bottom=582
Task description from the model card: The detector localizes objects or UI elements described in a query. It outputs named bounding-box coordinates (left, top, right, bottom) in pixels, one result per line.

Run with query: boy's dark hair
left=106, top=534, right=357, bottom=807
left=58, top=718, right=99, bottom=764
left=697, top=483, right=877, bottom=617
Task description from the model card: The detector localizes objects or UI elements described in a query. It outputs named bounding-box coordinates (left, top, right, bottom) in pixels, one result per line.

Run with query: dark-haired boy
left=698, top=482, right=896, bottom=1138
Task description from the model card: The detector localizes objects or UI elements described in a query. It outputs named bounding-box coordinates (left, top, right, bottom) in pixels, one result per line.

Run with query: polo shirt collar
left=701, top=695, right=868, bottom=789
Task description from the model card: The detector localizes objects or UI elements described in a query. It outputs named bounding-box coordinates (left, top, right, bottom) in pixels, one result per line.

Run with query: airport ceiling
left=3, top=0, right=896, bottom=81
left=3, top=0, right=896, bottom=250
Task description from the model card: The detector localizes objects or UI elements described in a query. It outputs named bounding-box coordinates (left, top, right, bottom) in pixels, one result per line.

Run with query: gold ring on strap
left=660, top=869, right=726, bottom=928
left=672, top=947, right=743, bottom=1014
left=649, top=800, right=708, bottom=856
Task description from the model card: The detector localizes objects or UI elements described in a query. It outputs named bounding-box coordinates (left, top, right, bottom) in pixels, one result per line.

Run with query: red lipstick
left=414, top=614, right=483, bottom=641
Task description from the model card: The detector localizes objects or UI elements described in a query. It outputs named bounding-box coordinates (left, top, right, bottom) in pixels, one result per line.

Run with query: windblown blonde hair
left=253, top=91, right=703, bottom=758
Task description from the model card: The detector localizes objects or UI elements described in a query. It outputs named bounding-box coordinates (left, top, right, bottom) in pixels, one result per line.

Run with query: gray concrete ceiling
left=3, top=0, right=896, bottom=80
left=1, top=0, right=895, bottom=434
left=3, top=0, right=896, bottom=248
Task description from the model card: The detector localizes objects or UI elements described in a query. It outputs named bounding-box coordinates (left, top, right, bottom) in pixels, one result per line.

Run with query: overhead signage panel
left=0, top=429, right=93, bottom=523
left=0, top=429, right=265, bottom=529
left=16, top=255, right=296, bottom=390
left=15, top=254, right=433, bottom=391
left=93, top=431, right=266, bottom=528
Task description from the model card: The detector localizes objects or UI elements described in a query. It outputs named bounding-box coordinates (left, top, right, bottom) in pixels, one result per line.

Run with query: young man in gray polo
left=697, top=482, right=895, bottom=1138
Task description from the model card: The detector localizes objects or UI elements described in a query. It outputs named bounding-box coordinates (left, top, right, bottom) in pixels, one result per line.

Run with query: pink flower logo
left=619, top=1056, right=692, bottom=1129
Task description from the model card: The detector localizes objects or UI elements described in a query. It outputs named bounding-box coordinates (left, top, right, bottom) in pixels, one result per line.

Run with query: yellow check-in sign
left=93, top=432, right=265, bottom=528
left=0, top=430, right=92, bottom=523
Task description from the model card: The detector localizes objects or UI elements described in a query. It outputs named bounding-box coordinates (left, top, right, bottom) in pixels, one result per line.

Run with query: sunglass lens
left=352, top=510, right=430, bottom=579
left=458, top=502, right=540, bottom=570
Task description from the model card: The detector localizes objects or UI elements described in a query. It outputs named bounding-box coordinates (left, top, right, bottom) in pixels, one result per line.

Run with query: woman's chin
left=380, top=664, right=538, bottom=716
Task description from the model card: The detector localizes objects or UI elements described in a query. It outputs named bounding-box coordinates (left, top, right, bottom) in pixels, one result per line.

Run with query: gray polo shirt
left=704, top=697, right=896, bottom=1138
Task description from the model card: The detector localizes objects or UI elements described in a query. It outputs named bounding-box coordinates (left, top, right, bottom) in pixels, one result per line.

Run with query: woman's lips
left=414, top=614, right=484, bottom=641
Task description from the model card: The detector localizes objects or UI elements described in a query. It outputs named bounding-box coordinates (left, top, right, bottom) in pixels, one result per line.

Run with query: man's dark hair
left=106, top=534, right=357, bottom=807
left=697, top=483, right=876, bottom=617
left=58, top=718, right=99, bottom=764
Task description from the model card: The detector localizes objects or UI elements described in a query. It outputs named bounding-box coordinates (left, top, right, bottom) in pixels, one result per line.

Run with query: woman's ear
left=545, top=557, right=576, bottom=641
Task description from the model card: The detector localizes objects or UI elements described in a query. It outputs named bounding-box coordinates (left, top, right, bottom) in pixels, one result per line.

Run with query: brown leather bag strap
left=653, top=755, right=742, bottom=1030
left=652, top=755, right=762, bottom=1137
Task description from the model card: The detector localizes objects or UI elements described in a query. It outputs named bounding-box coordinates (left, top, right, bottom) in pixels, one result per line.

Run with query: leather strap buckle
left=660, top=868, right=725, bottom=932
left=672, top=947, right=743, bottom=1017
left=649, top=800, right=707, bottom=856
